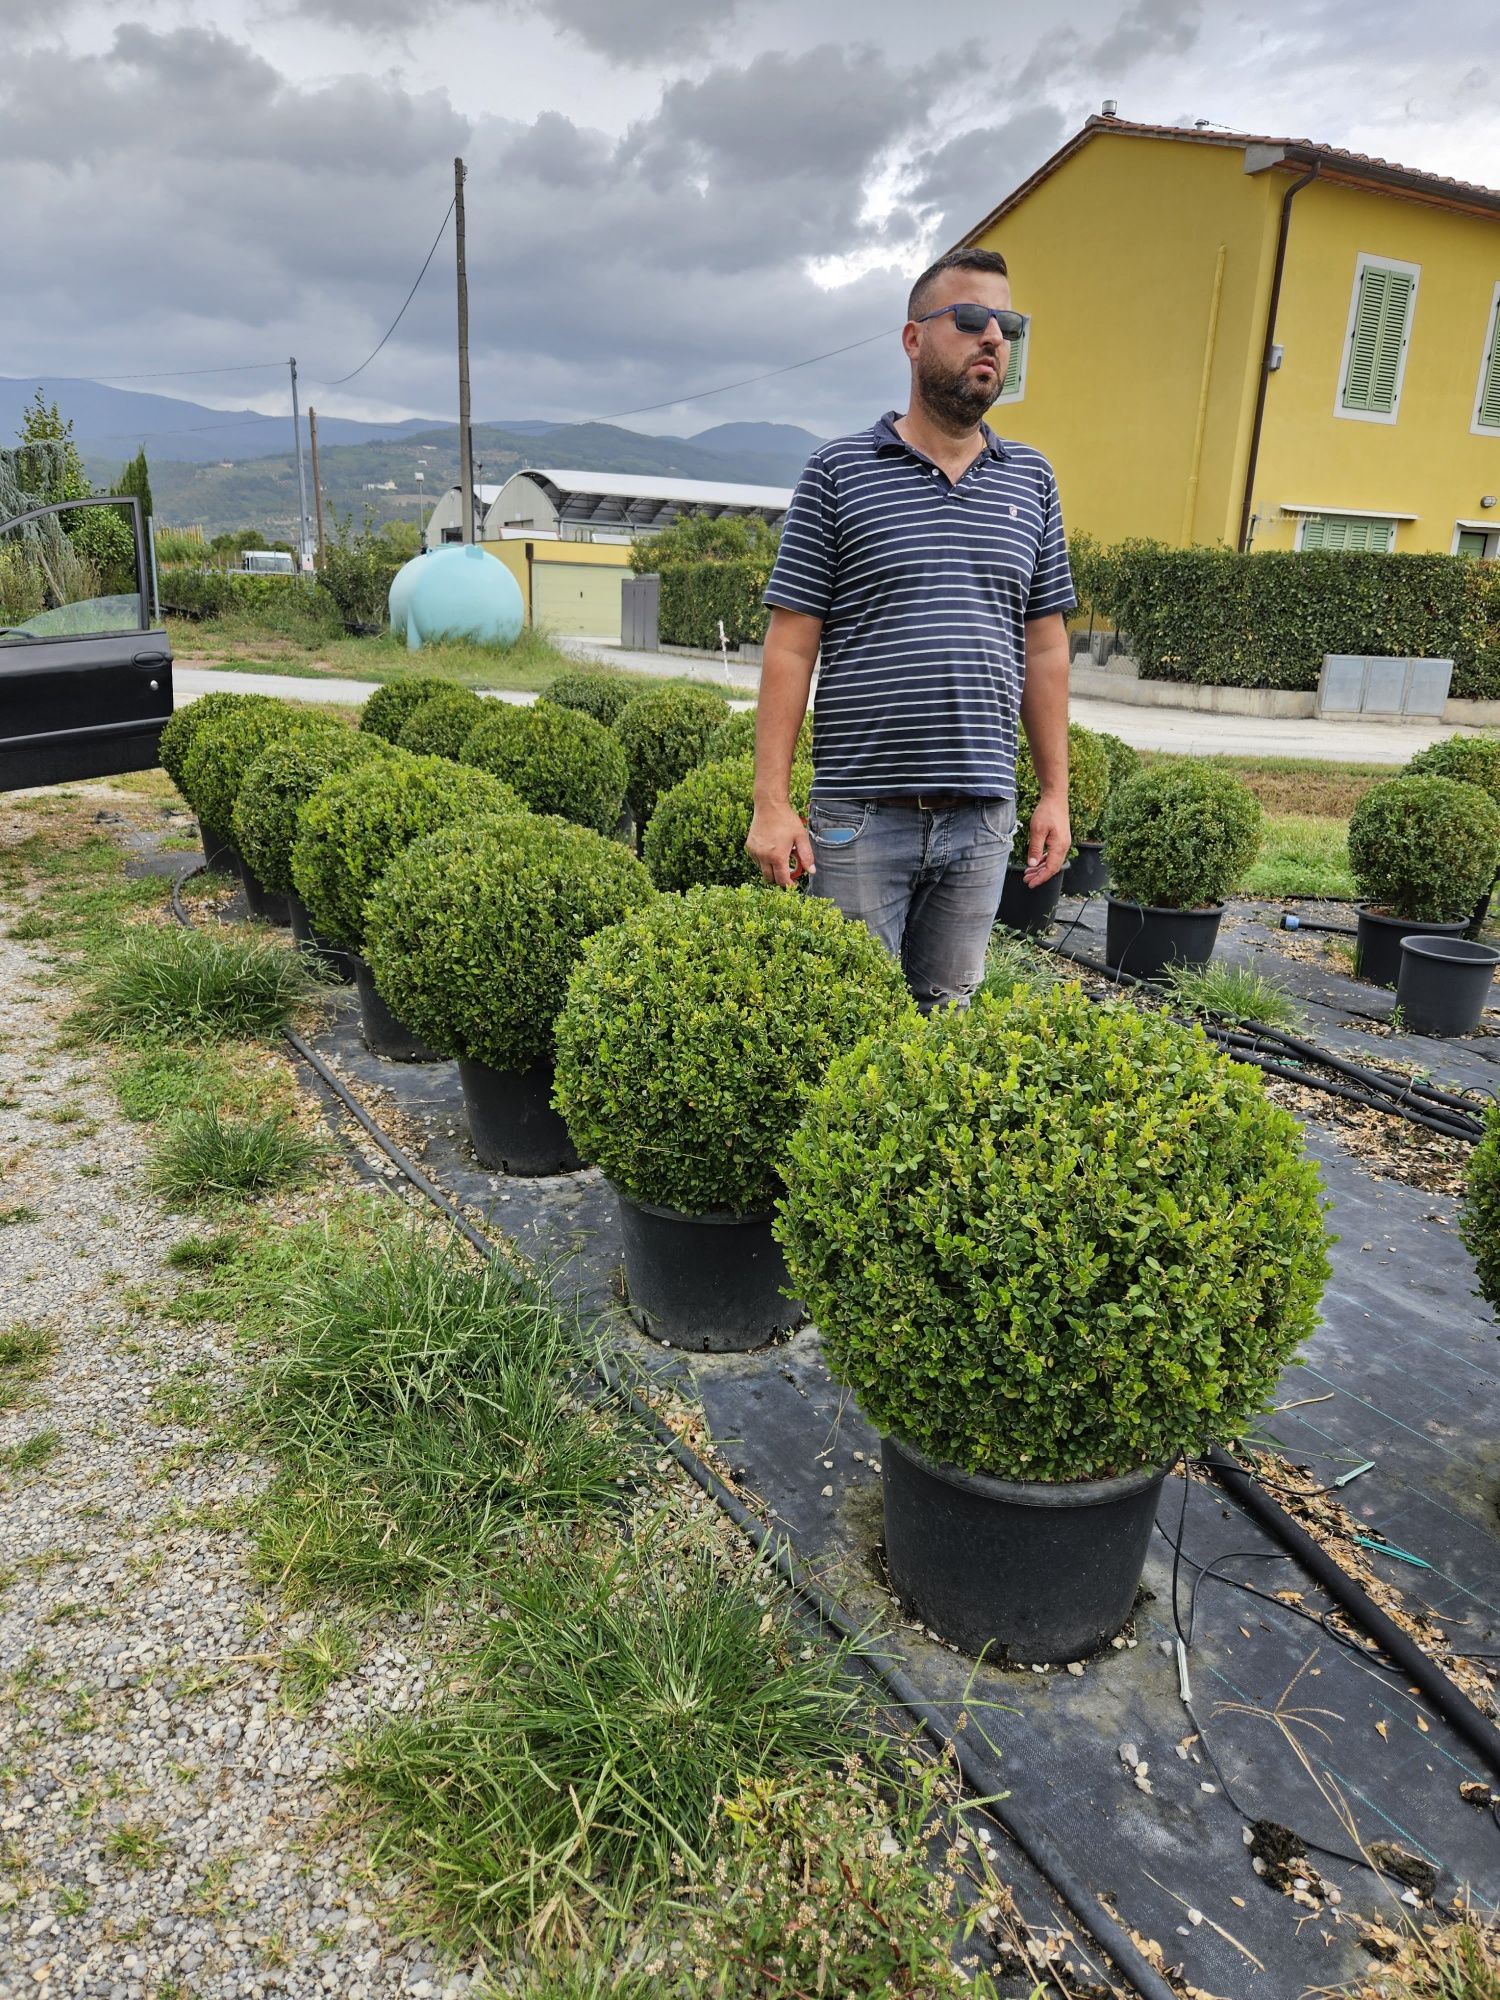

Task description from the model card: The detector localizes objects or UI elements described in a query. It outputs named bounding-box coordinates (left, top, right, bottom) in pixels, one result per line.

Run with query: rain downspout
left=1237, top=163, right=1319, bottom=553
left=1180, top=245, right=1227, bottom=544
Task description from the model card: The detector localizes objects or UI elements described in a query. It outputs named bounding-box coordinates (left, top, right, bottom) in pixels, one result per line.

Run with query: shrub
left=363, top=816, right=654, bottom=1072
left=158, top=692, right=280, bottom=794
left=317, top=512, right=404, bottom=630
left=538, top=670, right=645, bottom=728
left=775, top=984, right=1331, bottom=1482
left=643, top=754, right=813, bottom=892
left=1346, top=775, right=1500, bottom=922
left=612, top=685, right=732, bottom=828
left=80, top=926, right=316, bottom=1043
left=1462, top=1102, right=1500, bottom=1316
left=1010, top=723, right=1111, bottom=858
left=1103, top=762, right=1264, bottom=908
left=290, top=754, right=524, bottom=951
left=359, top=675, right=446, bottom=744
left=1403, top=734, right=1500, bottom=806
left=396, top=685, right=488, bottom=761
left=459, top=703, right=628, bottom=834
left=1091, top=731, right=1142, bottom=837
left=179, top=700, right=324, bottom=836
left=554, top=886, right=915, bottom=1214
left=700, top=707, right=813, bottom=766
left=233, top=732, right=386, bottom=896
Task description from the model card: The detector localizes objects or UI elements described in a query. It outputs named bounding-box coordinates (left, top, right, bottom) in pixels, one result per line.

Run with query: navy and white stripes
left=764, top=411, right=1075, bottom=801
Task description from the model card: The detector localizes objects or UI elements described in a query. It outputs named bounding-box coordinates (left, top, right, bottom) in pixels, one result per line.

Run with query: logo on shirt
left=1009, top=506, right=1019, bottom=518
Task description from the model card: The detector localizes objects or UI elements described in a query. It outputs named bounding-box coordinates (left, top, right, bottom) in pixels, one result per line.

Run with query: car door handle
left=133, top=650, right=170, bottom=667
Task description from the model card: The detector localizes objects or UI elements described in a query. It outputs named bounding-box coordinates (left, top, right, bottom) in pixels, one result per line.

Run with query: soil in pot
left=995, top=866, right=1063, bottom=936
left=1062, top=840, right=1109, bottom=898
left=614, top=1188, right=805, bottom=1353
left=882, top=1433, right=1170, bottom=1663
left=1354, top=905, right=1469, bottom=990
left=288, top=894, right=354, bottom=981
left=351, top=956, right=444, bottom=1062
left=1105, top=897, right=1222, bottom=980
left=458, top=1057, right=580, bottom=1176
left=197, top=820, right=241, bottom=877
left=1396, top=935, right=1500, bottom=1037
left=237, top=857, right=291, bottom=927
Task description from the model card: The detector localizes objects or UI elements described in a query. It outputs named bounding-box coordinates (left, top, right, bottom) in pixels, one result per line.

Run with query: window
left=1457, top=530, right=1490, bottom=558
left=1472, top=283, right=1500, bottom=436
left=1336, top=255, right=1419, bottom=423
left=995, top=322, right=1028, bottom=403
left=1297, top=513, right=1397, bottom=553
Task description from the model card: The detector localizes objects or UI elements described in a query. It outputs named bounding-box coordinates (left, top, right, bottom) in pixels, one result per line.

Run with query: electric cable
left=314, top=196, right=457, bottom=388
left=588, top=325, right=902, bottom=423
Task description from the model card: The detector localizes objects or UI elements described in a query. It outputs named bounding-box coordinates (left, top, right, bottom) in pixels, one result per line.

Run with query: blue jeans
left=806, top=796, right=1016, bottom=1013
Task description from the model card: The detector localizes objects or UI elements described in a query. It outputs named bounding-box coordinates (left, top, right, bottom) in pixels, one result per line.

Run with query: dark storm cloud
left=543, top=0, right=748, bottom=64
left=902, top=106, right=1071, bottom=248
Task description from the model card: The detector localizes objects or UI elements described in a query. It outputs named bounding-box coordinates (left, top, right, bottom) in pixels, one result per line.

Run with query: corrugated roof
left=514, top=468, right=795, bottom=509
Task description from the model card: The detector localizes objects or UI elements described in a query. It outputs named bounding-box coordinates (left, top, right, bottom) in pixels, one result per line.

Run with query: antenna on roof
left=1101, top=98, right=1118, bottom=117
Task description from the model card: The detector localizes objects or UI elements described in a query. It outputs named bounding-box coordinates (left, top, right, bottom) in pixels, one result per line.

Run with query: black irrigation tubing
left=169, top=863, right=1177, bottom=2000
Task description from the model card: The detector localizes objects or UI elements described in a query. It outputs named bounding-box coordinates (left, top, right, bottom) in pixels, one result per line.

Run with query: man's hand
left=1022, top=788, right=1070, bottom=887
left=747, top=801, right=816, bottom=887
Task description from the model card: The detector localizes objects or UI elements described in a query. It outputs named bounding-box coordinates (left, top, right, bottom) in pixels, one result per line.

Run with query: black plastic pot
left=197, top=819, right=241, bottom=877
left=237, top=857, right=291, bottom=927
left=1396, top=935, right=1500, bottom=1037
left=350, top=955, right=443, bottom=1062
left=1062, top=840, right=1109, bottom=898
left=1354, top=905, right=1470, bottom=990
left=287, top=893, right=354, bottom=981
left=995, top=865, right=1063, bottom=935
left=1104, top=897, right=1222, bottom=980
left=613, top=1187, right=805, bottom=1352
left=882, top=1434, right=1170, bottom=1664
left=458, top=1056, right=580, bottom=1176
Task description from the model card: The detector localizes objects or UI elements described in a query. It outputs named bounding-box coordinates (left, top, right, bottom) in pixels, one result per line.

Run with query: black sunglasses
left=916, top=303, right=1027, bottom=338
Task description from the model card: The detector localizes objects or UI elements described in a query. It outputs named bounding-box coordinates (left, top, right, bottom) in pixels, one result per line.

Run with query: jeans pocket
left=809, top=799, right=869, bottom=845
left=980, top=797, right=1018, bottom=844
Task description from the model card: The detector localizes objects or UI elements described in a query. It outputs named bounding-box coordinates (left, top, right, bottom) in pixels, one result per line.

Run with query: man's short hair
left=907, top=248, right=1010, bottom=322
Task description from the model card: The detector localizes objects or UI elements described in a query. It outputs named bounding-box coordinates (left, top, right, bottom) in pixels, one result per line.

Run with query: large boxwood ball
left=1403, top=734, right=1500, bottom=807
left=1103, top=762, right=1263, bottom=909
left=1090, top=731, right=1142, bottom=837
left=775, top=984, right=1331, bottom=1483
left=553, top=885, right=916, bottom=1216
left=179, top=699, right=324, bottom=836
left=1461, top=1101, right=1500, bottom=1316
left=612, top=685, right=732, bottom=828
left=539, top=670, right=644, bottom=728
left=1347, top=775, right=1500, bottom=923
left=233, top=730, right=388, bottom=897
left=363, top=816, right=655, bottom=1073
left=290, top=752, right=524, bottom=951
left=360, top=676, right=445, bottom=745
left=460, top=702, right=629, bottom=834
left=397, top=685, right=489, bottom=761
left=159, top=692, right=280, bottom=795
left=643, top=754, right=812, bottom=892
left=1011, top=724, right=1111, bottom=855
left=699, top=708, right=813, bottom=767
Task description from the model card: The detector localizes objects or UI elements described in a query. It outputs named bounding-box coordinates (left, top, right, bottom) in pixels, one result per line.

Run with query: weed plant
left=979, top=934, right=1057, bottom=1000
left=148, top=1109, right=322, bottom=1207
left=80, top=926, right=317, bottom=1045
left=1161, top=960, right=1306, bottom=1031
left=0, top=1325, right=57, bottom=1411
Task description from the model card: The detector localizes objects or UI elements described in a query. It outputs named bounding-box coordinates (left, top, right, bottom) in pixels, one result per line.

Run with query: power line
left=589, top=324, right=900, bottom=422
left=92, top=362, right=285, bottom=380
left=315, top=196, right=456, bottom=388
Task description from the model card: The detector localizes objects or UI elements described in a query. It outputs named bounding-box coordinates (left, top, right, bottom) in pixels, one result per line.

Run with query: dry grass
left=1142, top=750, right=1387, bottom=819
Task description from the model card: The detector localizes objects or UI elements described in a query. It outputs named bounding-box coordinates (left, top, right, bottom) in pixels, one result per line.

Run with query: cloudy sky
left=5, top=0, right=1497, bottom=441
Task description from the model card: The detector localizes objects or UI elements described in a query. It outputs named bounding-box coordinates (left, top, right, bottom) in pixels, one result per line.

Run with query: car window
left=1, top=500, right=145, bottom=647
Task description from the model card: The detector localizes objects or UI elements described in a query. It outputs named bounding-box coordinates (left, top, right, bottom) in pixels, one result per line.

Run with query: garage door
left=533, top=564, right=624, bottom=639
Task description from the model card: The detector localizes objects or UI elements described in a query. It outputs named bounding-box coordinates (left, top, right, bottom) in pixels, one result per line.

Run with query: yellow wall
left=1249, top=180, right=1500, bottom=552
left=479, top=538, right=633, bottom=623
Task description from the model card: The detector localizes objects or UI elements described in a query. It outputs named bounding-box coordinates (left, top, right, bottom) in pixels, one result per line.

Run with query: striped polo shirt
left=764, top=411, right=1075, bottom=800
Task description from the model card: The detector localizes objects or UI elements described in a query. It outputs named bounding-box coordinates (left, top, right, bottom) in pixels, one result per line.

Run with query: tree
left=14, top=389, right=89, bottom=507
left=114, top=446, right=153, bottom=521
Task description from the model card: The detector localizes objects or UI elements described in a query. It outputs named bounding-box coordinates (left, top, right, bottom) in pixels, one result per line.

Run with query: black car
left=0, top=494, right=172, bottom=792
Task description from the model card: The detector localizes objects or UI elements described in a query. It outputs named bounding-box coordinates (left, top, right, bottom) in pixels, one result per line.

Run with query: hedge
left=657, top=559, right=773, bottom=650
left=159, top=569, right=342, bottom=638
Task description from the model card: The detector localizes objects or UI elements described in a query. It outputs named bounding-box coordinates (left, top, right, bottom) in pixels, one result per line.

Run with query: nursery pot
left=1396, top=935, right=1500, bottom=1038
left=458, top=1057, right=580, bottom=1176
left=1062, top=840, right=1109, bottom=898
left=1353, top=905, right=1470, bottom=990
left=995, top=865, right=1063, bottom=936
left=1105, top=897, right=1222, bottom=980
left=287, top=893, right=353, bottom=981
left=613, top=1188, right=805, bottom=1353
left=351, top=955, right=443, bottom=1062
left=882, top=1434, right=1170, bottom=1664
left=197, top=819, right=240, bottom=877
left=236, top=856, right=291, bottom=927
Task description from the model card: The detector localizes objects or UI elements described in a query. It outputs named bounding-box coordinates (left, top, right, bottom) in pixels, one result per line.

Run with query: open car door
left=0, top=494, right=173, bottom=792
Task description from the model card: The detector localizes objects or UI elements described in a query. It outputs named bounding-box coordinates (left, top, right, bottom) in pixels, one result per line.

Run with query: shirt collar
left=872, top=410, right=1009, bottom=464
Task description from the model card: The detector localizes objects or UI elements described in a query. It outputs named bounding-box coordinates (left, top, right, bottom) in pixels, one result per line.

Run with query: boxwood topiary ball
left=1090, top=732, right=1142, bottom=837
left=364, top=816, right=655, bottom=1073
left=1403, top=734, right=1500, bottom=808
left=643, top=754, right=813, bottom=892
left=290, top=752, right=525, bottom=952
left=396, top=685, right=489, bottom=761
left=1103, top=762, right=1263, bottom=909
left=1011, top=724, right=1111, bottom=857
left=553, top=885, right=916, bottom=1216
left=460, top=702, right=629, bottom=834
left=1461, top=1100, right=1500, bottom=1316
left=539, top=670, right=644, bottom=728
left=612, top=685, right=732, bottom=829
left=775, top=984, right=1331, bottom=1483
left=233, top=731, right=388, bottom=897
left=159, top=692, right=282, bottom=795
left=360, top=676, right=446, bottom=745
left=1346, top=774, right=1500, bottom=923
left=698, top=708, right=813, bottom=767
left=179, top=700, right=325, bottom=837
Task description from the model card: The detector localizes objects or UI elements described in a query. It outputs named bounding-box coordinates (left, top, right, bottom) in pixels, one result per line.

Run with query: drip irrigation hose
left=170, top=865, right=1176, bottom=2000
left=1204, top=1446, right=1500, bottom=1785
left=1279, top=914, right=1359, bottom=938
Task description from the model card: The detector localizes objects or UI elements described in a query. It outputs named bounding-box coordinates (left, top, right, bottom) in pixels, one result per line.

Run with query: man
left=746, top=246, right=1075, bottom=1012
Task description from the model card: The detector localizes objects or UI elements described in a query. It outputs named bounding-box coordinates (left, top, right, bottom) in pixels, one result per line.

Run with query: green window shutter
left=1478, top=303, right=1500, bottom=429
left=1301, top=514, right=1395, bottom=552
left=1458, top=530, right=1489, bottom=559
left=1300, top=515, right=1328, bottom=550
left=1342, top=266, right=1414, bottom=414
left=1001, top=328, right=1025, bottom=398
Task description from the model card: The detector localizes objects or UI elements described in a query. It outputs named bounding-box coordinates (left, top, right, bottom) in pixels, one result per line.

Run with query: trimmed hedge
left=363, top=817, right=655, bottom=1074
left=159, top=691, right=279, bottom=794
left=538, top=671, right=645, bottom=728
left=775, top=985, right=1331, bottom=1482
left=1103, top=763, right=1264, bottom=909
left=700, top=708, right=813, bottom=766
left=159, top=569, right=343, bottom=639
left=460, top=703, right=628, bottom=834
left=553, top=886, right=916, bottom=1215
left=1346, top=775, right=1500, bottom=923
left=178, top=700, right=324, bottom=836
left=1011, top=725, right=1111, bottom=855
left=1091, top=732, right=1142, bottom=838
left=612, top=685, right=732, bottom=829
left=233, top=731, right=386, bottom=896
left=1461, top=1101, right=1500, bottom=1316
left=397, top=686, right=488, bottom=761
left=360, top=676, right=446, bottom=745
left=643, top=754, right=813, bottom=892
left=290, top=753, right=524, bottom=951
left=657, top=559, right=773, bottom=649
left=1403, top=734, right=1500, bottom=805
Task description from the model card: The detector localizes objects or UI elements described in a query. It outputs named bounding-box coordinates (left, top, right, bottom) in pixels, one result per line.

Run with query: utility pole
left=455, top=156, right=475, bottom=544
left=307, top=407, right=327, bottom=562
left=288, top=357, right=313, bottom=571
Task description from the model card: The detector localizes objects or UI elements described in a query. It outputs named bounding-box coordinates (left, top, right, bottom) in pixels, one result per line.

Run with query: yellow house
left=958, top=116, right=1500, bottom=557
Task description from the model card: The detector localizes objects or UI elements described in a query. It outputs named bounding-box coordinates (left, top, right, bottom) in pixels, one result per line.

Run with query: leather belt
left=884, top=793, right=975, bottom=811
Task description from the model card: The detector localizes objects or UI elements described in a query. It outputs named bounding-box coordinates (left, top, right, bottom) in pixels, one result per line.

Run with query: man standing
left=746, top=246, right=1075, bottom=1012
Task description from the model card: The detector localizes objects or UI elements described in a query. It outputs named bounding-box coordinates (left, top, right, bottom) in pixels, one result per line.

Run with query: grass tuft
left=3, top=1427, right=63, bottom=1473
left=165, top=1231, right=244, bottom=1272
left=0, top=1325, right=58, bottom=1411
left=1162, top=960, right=1307, bottom=1031
left=280, top=1621, right=360, bottom=1711
left=80, top=925, right=317, bottom=1045
left=148, top=1109, right=322, bottom=1207
left=980, top=933, right=1058, bottom=1000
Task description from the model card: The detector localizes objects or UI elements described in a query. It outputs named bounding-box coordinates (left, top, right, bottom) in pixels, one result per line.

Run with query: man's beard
left=915, top=348, right=1002, bottom=428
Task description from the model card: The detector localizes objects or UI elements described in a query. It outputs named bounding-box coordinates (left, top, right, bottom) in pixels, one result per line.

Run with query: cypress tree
left=114, top=446, right=153, bottom=520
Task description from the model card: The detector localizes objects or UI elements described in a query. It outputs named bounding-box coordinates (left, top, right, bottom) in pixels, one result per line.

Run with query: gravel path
left=0, top=895, right=468, bottom=1998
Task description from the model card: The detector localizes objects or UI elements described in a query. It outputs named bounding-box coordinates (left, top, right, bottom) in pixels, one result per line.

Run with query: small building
left=422, top=484, right=502, bottom=549
left=481, top=468, right=794, bottom=543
